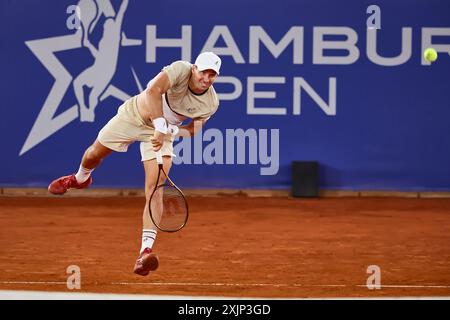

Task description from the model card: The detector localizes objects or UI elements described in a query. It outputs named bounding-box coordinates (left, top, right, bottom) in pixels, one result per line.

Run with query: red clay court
left=1, top=194, right=449, bottom=298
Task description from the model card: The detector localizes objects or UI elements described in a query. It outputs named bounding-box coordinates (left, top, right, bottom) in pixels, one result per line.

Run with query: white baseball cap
left=194, top=52, right=221, bottom=75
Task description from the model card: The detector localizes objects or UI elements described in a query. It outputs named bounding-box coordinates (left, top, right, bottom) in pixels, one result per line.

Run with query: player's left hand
left=167, top=124, right=179, bottom=137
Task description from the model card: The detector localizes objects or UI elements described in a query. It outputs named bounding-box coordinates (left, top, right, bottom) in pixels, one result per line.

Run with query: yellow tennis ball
left=424, top=48, right=438, bottom=62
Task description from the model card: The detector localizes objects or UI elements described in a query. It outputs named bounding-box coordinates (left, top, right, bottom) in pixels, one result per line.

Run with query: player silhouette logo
left=22, top=0, right=145, bottom=155
left=74, top=0, right=129, bottom=122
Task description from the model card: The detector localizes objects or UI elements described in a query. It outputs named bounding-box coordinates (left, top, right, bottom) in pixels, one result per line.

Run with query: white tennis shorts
left=97, top=95, right=174, bottom=161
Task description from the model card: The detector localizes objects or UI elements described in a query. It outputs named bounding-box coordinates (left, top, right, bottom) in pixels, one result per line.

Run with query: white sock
left=140, top=229, right=157, bottom=253
left=75, top=165, right=94, bottom=183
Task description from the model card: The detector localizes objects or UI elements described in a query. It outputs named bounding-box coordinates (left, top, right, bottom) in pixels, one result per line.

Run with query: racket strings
left=150, top=184, right=188, bottom=231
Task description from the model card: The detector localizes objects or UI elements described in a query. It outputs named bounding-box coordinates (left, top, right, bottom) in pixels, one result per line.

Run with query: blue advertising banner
left=1, top=0, right=449, bottom=190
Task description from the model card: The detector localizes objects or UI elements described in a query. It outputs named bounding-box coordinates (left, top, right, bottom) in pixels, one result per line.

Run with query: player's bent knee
left=84, top=146, right=104, bottom=164
left=145, top=182, right=157, bottom=194
left=145, top=179, right=165, bottom=199
left=87, top=141, right=113, bottom=160
left=85, top=146, right=100, bottom=162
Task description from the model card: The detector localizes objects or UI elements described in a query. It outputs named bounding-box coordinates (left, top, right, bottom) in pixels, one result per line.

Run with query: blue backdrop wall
left=1, top=0, right=449, bottom=191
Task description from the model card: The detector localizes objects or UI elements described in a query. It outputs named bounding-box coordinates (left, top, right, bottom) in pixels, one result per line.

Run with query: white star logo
left=20, top=0, right=143, bottom=156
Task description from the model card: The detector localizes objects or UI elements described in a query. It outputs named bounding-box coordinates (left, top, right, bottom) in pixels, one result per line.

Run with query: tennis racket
left=148, top=150, right=189, bottom=232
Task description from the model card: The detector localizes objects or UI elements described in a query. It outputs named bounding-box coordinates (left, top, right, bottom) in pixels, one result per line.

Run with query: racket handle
left=156, top=150, right=163, bottom=164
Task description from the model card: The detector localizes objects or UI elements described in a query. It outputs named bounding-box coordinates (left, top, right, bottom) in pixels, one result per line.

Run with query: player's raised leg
left=133, top=155, right=172, bottom=276
left=48, top=140, right=113, bottom=195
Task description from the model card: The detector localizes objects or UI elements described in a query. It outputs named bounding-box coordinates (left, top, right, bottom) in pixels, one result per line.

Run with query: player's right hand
left=151, top=130, right=165, bottom=151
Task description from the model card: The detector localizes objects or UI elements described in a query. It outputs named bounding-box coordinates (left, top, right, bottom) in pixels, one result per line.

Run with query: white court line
left=113, top=282, right=292, bottom=287
left=112, top=282, right=450, bottom=289
left=2, top=281, right=450, bottom=289
left=0, top=290, right=244, bottom=300
left=0, top=281, right=67, bottom=285
left=0, top=290, right=449, bottom=300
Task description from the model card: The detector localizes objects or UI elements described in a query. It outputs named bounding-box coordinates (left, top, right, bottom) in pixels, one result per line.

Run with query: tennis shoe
left=133, top=247, right=159, bottom=276
left=48, top=174, right=93, bottom=195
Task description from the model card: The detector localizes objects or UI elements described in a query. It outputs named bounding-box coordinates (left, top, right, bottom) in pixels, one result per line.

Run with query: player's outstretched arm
left=140, top=71, right=171, bottom=151
left=142, top=71, right=171, bottom=122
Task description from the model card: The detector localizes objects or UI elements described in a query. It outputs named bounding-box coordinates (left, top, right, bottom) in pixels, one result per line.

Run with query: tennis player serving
left=48, top=52, right=222, bottom=276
